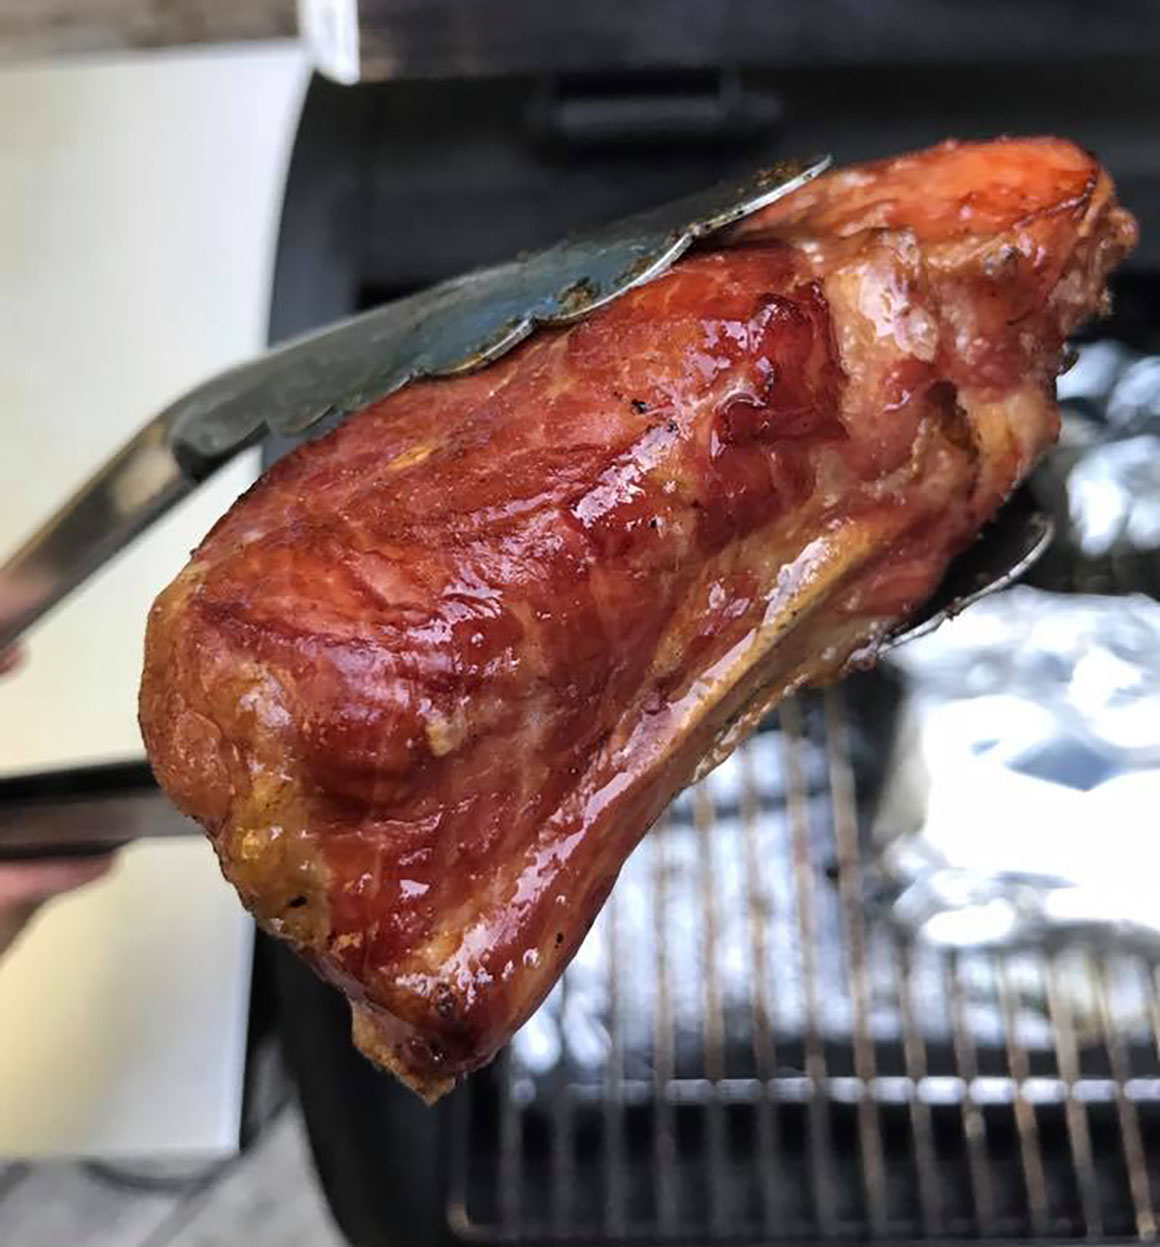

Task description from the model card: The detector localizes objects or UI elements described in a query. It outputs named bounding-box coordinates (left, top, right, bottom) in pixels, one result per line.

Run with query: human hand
left=0, top=641, right=115, bottom=957
left=0, top=856, right=114, bottom=957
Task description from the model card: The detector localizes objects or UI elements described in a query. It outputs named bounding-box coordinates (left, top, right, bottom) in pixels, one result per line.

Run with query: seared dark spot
left=287, top=895, right=307, bottom=909
left=412, top=1035, right=446, bottom=1065
left=556, top=932, right=564, bottom=946
left=928, top=381, right=976, bottom=457
left=631, top=399, right=649, bottom=413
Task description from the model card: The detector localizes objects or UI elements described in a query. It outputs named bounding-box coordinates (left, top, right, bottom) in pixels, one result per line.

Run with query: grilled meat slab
left=140, top=138, right=1135, bottom=1099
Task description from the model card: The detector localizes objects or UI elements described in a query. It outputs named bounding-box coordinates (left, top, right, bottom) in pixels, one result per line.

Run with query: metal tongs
left=0, top=155, right=1051, bottom=656
left=0, top=154, right=1055, bottom=857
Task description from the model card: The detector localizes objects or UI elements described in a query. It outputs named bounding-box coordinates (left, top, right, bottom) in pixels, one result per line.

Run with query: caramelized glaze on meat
left=140, top=138, right=1136, bottom=1099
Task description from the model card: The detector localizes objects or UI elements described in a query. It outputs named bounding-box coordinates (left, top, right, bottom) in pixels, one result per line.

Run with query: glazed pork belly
left=140, top=138, right=1136, bottom=1099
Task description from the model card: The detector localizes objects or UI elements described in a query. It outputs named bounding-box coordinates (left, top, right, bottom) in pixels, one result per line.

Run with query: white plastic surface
left=0, top=42, right=309, bottom=1158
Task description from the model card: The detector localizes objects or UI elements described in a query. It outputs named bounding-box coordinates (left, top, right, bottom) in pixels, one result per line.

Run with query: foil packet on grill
left=1029, top=339, right=1160, bottom=597
left=871, top=341, right=1160, bottom=952
left=872, top=582, right=1160, bottom=951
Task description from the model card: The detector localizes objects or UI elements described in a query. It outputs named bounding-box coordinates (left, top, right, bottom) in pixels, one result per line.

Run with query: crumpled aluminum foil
left=874, top=586, right=1160, bottom=950
left=1030, top=340, right=1160, bottom=595
left=873, top=341, right=1160, bottom=950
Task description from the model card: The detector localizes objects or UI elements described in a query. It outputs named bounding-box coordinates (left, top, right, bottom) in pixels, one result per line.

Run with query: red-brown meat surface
left=140, top=138, right=1136, bottom=1099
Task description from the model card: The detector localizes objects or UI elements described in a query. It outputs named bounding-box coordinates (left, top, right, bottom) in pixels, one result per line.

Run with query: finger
left=0, top=900, right=42, bottom=957
left=0, top=647, right=23, bottom=676
left=0, top=856, right=114, bottom=906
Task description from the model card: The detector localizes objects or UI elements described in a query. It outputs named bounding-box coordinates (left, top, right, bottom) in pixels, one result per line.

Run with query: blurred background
left=1, top=3, right=1159, bottom=1245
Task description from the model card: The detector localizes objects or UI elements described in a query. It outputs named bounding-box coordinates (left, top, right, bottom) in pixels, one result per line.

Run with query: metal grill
left=447, top=684, right=1160, bottom=1243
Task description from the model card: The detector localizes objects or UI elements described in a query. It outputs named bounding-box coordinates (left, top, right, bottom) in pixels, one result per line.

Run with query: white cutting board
left=0, top=42, right=309, bottom=1158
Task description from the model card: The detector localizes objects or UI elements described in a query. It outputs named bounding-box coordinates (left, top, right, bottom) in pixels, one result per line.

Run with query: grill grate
left=447, top=686, right=1160, bottom=1243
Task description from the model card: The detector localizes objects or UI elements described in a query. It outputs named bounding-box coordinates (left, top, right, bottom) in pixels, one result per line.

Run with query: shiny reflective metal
left=0, top=762, right=194, bottom=859
left=0, top=156, right=830, bottom=654
left=882, top=490, right=1056, bottom=650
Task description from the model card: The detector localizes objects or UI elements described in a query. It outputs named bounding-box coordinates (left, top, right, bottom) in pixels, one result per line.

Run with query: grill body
left=264, top=52, right=1160, bottom=1247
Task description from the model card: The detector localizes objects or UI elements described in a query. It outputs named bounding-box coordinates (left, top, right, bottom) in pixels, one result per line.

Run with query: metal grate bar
left=824, top=690, right=888, bottom=1237
left=1147, top=963, right=1160, bottom=1067
left=997, top=956, right=1051, bottom=1236
left=603, top=888, right=627, bottom=1238
left=528, top=1071, right=1160, bottom=1109
left=781, top=697, right=837, bottom=1236
left=446, top=1064, right=474, bottom=1240
left=1093, top=954, right=1156, bottom=1239
left=945, top=951, right=998, bottom=1235
left=1044, top=956, right=1104, bottom=1239
left=894, top=941, right=943, bottom=1236
left=499, top=1046, right=524, bottom=1235
left=695, top=785, right=731, bottom=1238
left=552, top=972, right=575, bottom=1234
left=651, top=818, right=678, bottom=1235
left=740, top=742, right=784, bottom=1234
